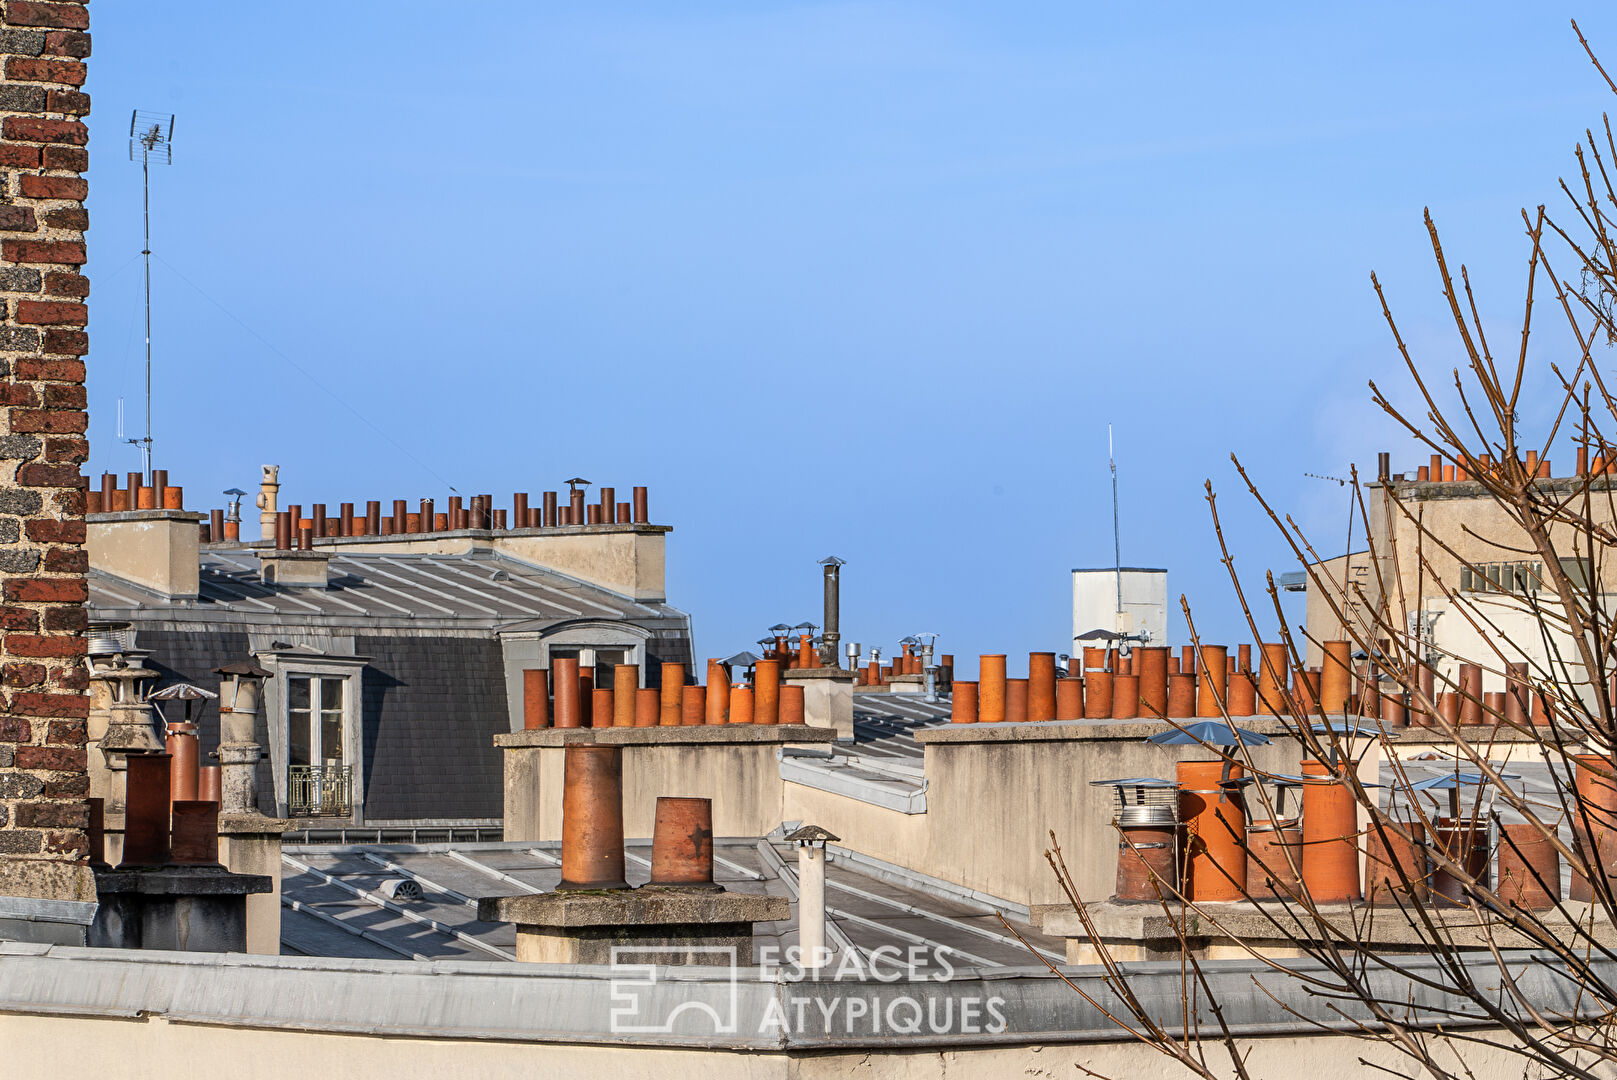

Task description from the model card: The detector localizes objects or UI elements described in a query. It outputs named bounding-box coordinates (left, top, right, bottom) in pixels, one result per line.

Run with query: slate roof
left=89, top=547, right=687, bottom=630
left=279, top=836, right=1065, bottom=968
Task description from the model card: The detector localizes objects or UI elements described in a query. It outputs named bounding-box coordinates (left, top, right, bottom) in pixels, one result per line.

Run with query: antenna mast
left=1110, top=424, right=1122, bottom=619
left=128, top=110, right=173, bottom=484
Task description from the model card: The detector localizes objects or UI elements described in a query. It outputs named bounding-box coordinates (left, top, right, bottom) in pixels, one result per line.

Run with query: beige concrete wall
left=87, top=512, right=202, bottom=598
left=502, top=732, right=837, bottom=843
left=218, top=831, right=282, bottom=955
left=0, top=1010, right=1546, bottom=1080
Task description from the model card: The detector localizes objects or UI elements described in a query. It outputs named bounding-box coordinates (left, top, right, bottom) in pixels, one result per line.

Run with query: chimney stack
left=557, top=745, right=628, bottom=890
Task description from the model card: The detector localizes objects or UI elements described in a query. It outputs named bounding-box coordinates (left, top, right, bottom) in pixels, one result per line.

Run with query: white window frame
left=261, top=653, right=366, bottom=821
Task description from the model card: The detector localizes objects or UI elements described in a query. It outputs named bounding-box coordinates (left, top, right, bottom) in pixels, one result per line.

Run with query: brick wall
left=0, top=0, right=90, bottom=904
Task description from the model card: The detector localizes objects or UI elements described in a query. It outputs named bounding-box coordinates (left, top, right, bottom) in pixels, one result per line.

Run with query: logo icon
left=609, top=945, right=739, bottom=1034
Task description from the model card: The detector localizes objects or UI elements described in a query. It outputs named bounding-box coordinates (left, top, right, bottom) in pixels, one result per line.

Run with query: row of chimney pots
left=1113, top=753, right=1614, bottom=912
left=524, top=659, right=813, bottom=729
left=258, top=488, right=652, bottom=548
left=950, top=644, right=1561, bottom=726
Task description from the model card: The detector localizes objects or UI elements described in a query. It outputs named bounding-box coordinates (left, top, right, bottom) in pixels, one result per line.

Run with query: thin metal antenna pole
left=1110, top=424, right=1122, bottom=618
left=140, top=147, right=152, bottom=483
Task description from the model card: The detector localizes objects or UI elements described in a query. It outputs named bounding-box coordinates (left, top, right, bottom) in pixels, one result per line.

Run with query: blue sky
left=81, top=4, right=1615, bottom=676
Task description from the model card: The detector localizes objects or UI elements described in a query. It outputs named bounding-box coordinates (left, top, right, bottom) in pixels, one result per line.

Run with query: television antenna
left=128, top=110, right=174, bottom=483
left=1110, top=424, right=1122, bottom=621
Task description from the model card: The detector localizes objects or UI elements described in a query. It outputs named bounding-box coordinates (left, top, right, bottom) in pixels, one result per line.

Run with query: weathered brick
left=0, top=435, right=41, bottom=459
left=52, top=664, right=86, bottom=691
left=9, top=409, right=85, bottom=433
left=2, top=238, right=83, bottom=264
left=23, top=518, right=81, bottom=542
left=5, top=3, right=89, bottom=30
left=0, top=550, right=38, bottom=574
left=0, top=606, right=36, bottom=631
left=42, top=328, right=85, bottom=354
left=0, top=830, right=42, bottom=854
left=3, top=578, right=83, bottom=603
left=0, top=746, right=11, bottom=768
left=17, top=173, right=84, bottom=199
left=40, top=547, right=84, bottom=573
left=40, top=604, right=81, bottom=632
left=0, top=143, right=40, bottom=170
left=40, top=271, right=83, bottom=297
left=0, top=715, right=31, bottom=742
left=40, top=206, right=84, bottom=231
left=40, top=144, right=84, bottom=170
left=40, top=829, right=85, bottom=857
left=39, top=772, right=85, bottom=797
left=0, top=115, right=85, bottom=144
left=0, top=383, right=36, bottom=408
left=2, top=661, right=44, bottom=687
left=41, top=29, right=88, bottom=57
left=0, top=206, right=36, bottom=234
left=0, top=489, right=42, bottom=515
left=16, top=299, right=84, bottom=324
left=0, top=83, right=44, bottom=112
left=36, top=387, right=81, bottom=411
left=43, top=718, right=81, bottom=744
left=41, top=436, right=85, bottom=462
left=43, top=87, right=85, bottom=115
left=13, top=358, right=80, bottom=381
left=52, top=488, right=82, bottom=514
left=11, top=696, right=86, bottom=725
left=0, top=268, right=42, bottom=292
left=5, top=633, right=81, bottom=657
left=13, top=801, right=84, bottom=829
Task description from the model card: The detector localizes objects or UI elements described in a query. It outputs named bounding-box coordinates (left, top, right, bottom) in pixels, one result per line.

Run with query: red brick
left=39, top=604, right=82, bottom=632
left=43, top=718, right=83, bottom=745
left=41, top=145, right=85, bottom=170
left=0, top=206, right=36, bottom=232
left=44, top=88, right=87, bottom=115
left=4, top=57, right=85, bottom=86
left=5, top=2, right=89, bottom=29
left=1, top=117, right=86, bottom=145
left=40, top=548, right=84, bottom=574
left=17, top=460, right=80, bottom=485
left=9, top=409, right=86, bottom=434
left=0, top=607, right=37, bottom=632
left=0, top=144, right=41, bottom=170
left=40, top=772, right=86, bottom=798
left=5, top=633, right=82, bottom=657
left=41, top=207, right=85, bottom=232
left=51, top=664, right=86, bottom=690
left=0, top=716, right=30, bottom=742
left=2, top=239, right=84, bottom=265
left=41, top=30, right=88, bottom=57
left=38, top=385, right=83, bottom=409
left=3, top=579, right=85, bottom=604
left=16, top=299, right=85, bottom=324
left=42, top=328, right=86, bottom=354
left=14, top=801, right=87, bottom=830
left=52, top=487, right=81, bottom=515
left=43, top=437, right=87, bottom=463
left=0, top=384, right=38, bottom=406
left=42, top=271, right=86, bottom=298
left=10, top=696, right=86, bottom=723
left=2, top=662, right=45, bottom=687
left=13, top=358, right=82, bottom=380
left=18, top=174, right=85, bottom=200
left=23, top=518, right=82, bottom=543
left=41, top=829, right=86, bottom=857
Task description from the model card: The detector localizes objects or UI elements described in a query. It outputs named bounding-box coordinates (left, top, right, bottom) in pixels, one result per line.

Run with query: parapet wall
left=0, top=1, right=92, bottom=906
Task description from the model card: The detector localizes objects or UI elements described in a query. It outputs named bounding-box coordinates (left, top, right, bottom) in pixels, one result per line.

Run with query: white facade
left=1072, top=567, right=1168, bottom=651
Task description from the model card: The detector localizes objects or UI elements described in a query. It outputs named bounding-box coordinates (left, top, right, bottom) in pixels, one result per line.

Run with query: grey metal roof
left=279, top=836, right=1064, bottom=969
left=776, top=693, right=951, bottom=812
left=90, top=548, right=685, bottom=629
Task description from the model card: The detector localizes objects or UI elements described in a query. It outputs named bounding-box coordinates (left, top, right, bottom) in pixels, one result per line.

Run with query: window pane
left=288, top=677, right=311, bottom=767
left=319, top=678, right=344, bottom=765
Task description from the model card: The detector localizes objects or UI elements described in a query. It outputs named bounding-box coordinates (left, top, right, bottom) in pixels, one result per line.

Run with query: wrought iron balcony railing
left=288, top=764, right=352, bottom=818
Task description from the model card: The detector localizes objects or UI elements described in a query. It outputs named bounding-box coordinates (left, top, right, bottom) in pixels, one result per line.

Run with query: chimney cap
left=783, top=824, right=839, bottom=846
left=213, top=660, right=271, bottom=678
left=147, top=682, right=218, bottom=701
left=818, top=555, right=845, bottom=567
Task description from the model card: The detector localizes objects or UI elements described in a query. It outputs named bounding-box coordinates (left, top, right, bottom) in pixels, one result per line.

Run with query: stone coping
left=1039, top=899, right=1617, bottom=949
left=781, top=667, right=858, bottom=682
left=495, top=724, right=837, bottom=748
left=93, top=865, right=274, bottom=897
left=479, top=886, right=789, bottom=928
left=254, top=549, right=330, bottom=561
left=217, top=812, right=292, bottom=836
left=86, top=510, right=204, bottom=523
